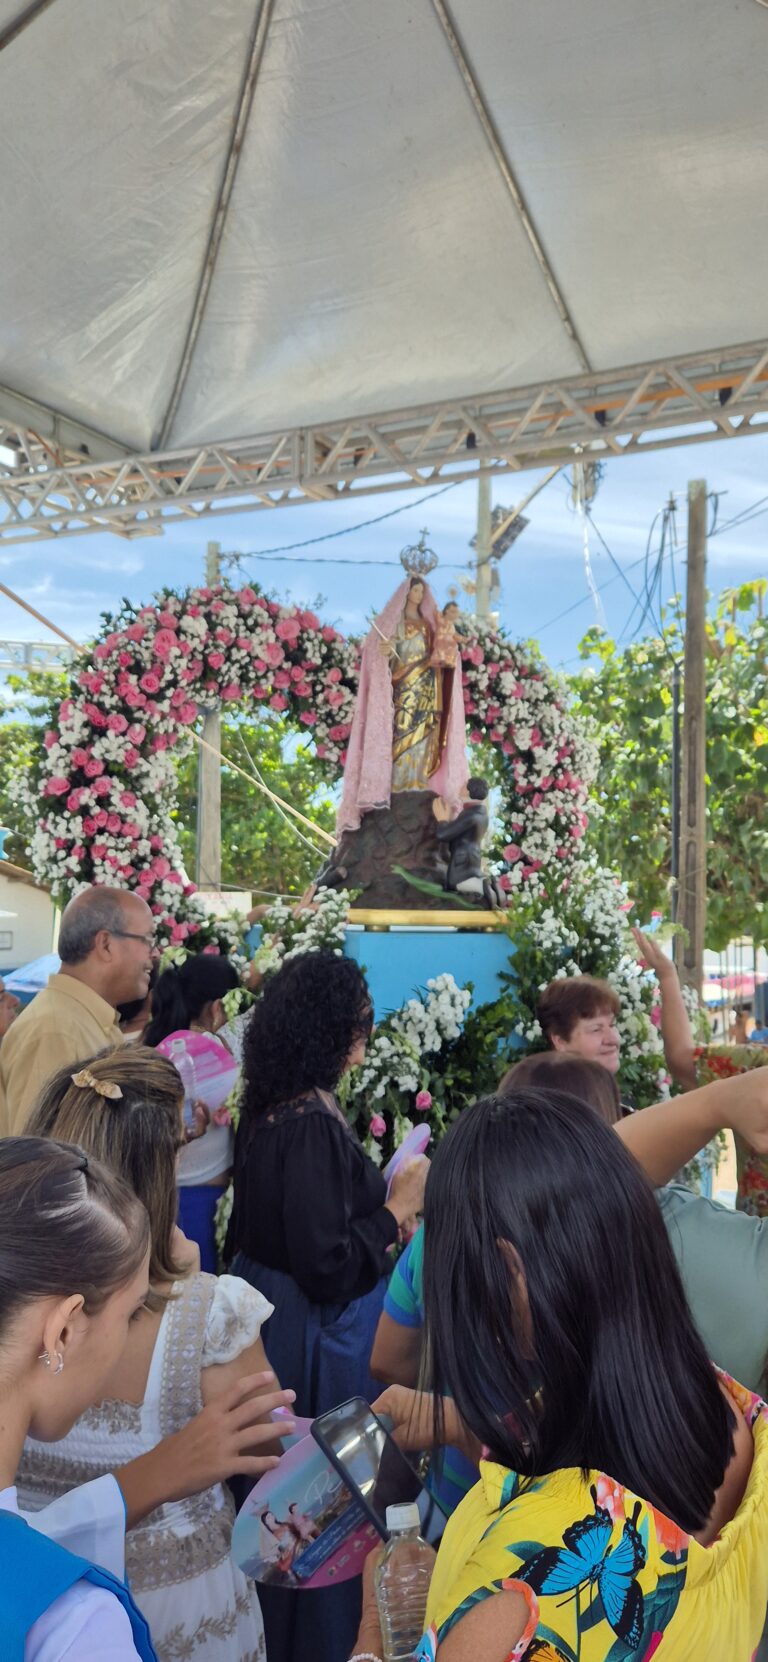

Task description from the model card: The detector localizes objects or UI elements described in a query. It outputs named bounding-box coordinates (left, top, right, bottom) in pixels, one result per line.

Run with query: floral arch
left=26, top=583, right=595, bottom=945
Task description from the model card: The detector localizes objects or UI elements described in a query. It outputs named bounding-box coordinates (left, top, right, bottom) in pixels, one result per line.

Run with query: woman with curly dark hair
left=227, top=950, right=427, bottom=1415
left=226, top=950, right=428, bottom=1662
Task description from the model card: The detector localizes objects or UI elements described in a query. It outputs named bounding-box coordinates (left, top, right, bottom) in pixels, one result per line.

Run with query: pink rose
left=238, top=587, right=257, bottom=607
left=158, top=610, right=178, bottom=629
left=124, top=687, right=147, bottom=709
left=66, top=791, right=84, bottom=813
left=222, top=683, right=241, bottom=700
left=270, top=693, right=289, bottom=712
left=370, top=1114, right=387, bottom=1139
left=503, top=844, right=522, bottom=861
left=316, top=743, right=328, bottom=758
left=124, top=746, right=141, bottom=768
left=324, top=689, right=344, bottom=708
left=321, top=626, right=337, bottom=642
left=84, top=757, right=105, bottom=778
left=215, top=627, right=234, bottom=645
left=415, top=1090, right=432, bottom=1111
left=152, top=629, right=177, bottom=659
left=253, top=658, right=267, bottom=674
left=264, top=642, right=284, bottom=668
left=71, top=747, right=89, bottom=768
left=299, top=610, right=320, bottom=630
left=290, top=665, right=306, bottom=681
left=124, top=623, right=146, bottom=643
left=273, top=670, right=291, bottom=689
left=94, top=810, right=109, bottom=828
left=179, top=701, right=198, bottom=724
left=107, top=814, right=122, bottom=834
left=92, top=776, right=111, bottom=798
left=46, top=776, right=71, bottom=797
left=150, top=835, right=164, bottom=852
left=151, top=856, right=171, bottom=878
left=293, top=681, right=312, bottom=698
left=43, top=731, right=57, bottom=751
left=107, top=713, right=129, bottom=734
left=325, top=667, right=342, bottom=684
left=275, top=617, right=301, bottom=643
left=300, top=711, right=317, bottom=726
left=82, top=817, right=98, bottom=836
left=140, top=672, right=161, bottom=694
left=206, top=651, right=225, bottom=671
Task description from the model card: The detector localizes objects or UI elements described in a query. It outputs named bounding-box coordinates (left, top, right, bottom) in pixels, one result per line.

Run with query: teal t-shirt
left=658, top=1183, right=768, bottom=1392
left=384, top=1226, right=478, bottom=1513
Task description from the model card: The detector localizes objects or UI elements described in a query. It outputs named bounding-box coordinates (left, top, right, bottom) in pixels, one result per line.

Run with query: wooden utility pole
left=195, top=541, right=222, bottom=890
left=474, top=472, right=492, bottom=619
left=674, top=481, right=707, bottom=992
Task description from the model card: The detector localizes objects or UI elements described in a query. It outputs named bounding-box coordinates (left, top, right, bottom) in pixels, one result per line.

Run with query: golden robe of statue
left=390, top=612, right=443, bottom=790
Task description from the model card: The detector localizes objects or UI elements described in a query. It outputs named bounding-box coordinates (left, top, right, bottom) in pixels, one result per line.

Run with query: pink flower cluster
left=457, top=621, right=596, bottom=890
left=29, top=583, right=359, bottom=942
left=29, top=584, right=593, bottom=938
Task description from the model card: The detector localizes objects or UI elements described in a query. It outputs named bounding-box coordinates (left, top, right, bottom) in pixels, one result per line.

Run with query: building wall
left=0, top=871, right=56, bottom=970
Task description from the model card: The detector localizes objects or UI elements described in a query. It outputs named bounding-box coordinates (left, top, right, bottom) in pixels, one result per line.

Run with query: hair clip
left=71, top=1068, right=123, bottom=1100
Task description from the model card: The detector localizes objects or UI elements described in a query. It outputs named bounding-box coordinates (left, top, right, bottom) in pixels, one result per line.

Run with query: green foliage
left=1, top=673, right=335, bottom=898
left=0, top=671, right=67, bottom=868
left=172, top=711, right=336, bottom=897
left=568, top=581, right=768, bottom=950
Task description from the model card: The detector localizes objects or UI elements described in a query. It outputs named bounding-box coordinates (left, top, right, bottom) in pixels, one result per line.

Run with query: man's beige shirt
left=0, top=973, right=122, bottom=1134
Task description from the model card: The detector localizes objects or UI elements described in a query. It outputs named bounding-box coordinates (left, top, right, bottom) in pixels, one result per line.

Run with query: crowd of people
left=0, top=881, right=768, bottom=1660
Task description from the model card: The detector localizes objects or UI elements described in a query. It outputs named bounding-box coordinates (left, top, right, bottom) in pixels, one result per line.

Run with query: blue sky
left=1, top=431, right=767, bottom=672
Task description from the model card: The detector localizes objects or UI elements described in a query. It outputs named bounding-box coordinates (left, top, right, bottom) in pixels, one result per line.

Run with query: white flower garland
left=20, top=583, right=595, bottom=944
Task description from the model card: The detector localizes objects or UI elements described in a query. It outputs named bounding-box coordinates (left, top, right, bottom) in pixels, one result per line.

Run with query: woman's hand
left=372, top=1385, right=481, bottom=1464
left=632, top=926, right=675, bottom=981
left=386, top=1156, right=429, bottom=1227
left=115, top=1373, right=296, bottom=1526
left=184, top=1099, right=210, bottom=1143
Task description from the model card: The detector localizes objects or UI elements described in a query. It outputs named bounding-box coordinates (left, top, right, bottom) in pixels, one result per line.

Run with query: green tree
left=0, top=671, right=68, bottom=868
left=1, top=678, right=335, bottom=897
left=172, top=712, right=336, bottom=897
left=568, top=581, right=768, bottom=950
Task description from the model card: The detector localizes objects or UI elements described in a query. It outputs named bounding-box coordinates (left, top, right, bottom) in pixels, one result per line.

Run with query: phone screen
left=311, top=1398, right=448, bottom=1547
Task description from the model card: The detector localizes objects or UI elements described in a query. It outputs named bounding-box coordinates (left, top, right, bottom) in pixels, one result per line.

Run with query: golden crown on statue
left=400, top=529, right=439, bottom=579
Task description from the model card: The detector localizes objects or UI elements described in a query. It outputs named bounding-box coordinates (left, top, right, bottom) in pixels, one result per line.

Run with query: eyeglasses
left=110, top=930, right=158, bottom=951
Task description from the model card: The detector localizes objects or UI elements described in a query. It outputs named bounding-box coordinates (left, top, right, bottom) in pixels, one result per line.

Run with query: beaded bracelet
left=348, top=1653, right=384, bottom=1662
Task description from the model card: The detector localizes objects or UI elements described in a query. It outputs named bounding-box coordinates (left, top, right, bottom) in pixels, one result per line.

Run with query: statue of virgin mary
left=336, top=547, right=468, bottom=836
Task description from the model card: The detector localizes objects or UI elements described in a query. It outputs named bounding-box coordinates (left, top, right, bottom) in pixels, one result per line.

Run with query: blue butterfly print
left=516, top=1485, right=646, bottom=1648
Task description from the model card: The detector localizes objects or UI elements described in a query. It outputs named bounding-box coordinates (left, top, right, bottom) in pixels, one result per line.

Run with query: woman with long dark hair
left=144, top=953, right=240, bottom=1270
left=227, top=949, right=428, bottom=1662
left=415, top=1089, right=768, bottom=1661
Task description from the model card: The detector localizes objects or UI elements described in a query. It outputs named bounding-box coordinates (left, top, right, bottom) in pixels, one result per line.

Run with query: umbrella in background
left=3, top=953, right=60, bottom=1004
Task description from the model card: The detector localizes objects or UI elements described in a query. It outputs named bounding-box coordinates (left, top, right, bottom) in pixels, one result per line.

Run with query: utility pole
left=475, top=472, right=492, bottom=620
left=674, top=481, right=707, bottom=993
left=196, top=541, right=222, bottom=890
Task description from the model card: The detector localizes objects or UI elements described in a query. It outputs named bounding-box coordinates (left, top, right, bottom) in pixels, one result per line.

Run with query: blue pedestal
left=343, top=926, right=511, bottom=1018
left=244, top=921, right=513, bottom=1018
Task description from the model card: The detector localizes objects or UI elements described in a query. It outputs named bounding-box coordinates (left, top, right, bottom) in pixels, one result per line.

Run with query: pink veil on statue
left=336, top=578, right=468, bottom=835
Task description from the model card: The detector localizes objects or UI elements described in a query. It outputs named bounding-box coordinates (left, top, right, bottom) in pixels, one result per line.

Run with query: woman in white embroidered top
left=19, top=1048, right=285, bottom=1662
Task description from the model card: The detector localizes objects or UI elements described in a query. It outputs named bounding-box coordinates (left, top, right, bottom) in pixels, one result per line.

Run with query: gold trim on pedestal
left=347, top=908, right=506, bottom=930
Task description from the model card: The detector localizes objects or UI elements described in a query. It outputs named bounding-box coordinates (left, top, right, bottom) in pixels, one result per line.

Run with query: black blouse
left=228, top=1090, right=398, bottom=1304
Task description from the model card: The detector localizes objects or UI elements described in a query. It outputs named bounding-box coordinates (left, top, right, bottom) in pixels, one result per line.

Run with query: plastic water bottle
left=375, top=1503, right=437, bottom=1662
left=168, top=1037, right=197, bottom=1129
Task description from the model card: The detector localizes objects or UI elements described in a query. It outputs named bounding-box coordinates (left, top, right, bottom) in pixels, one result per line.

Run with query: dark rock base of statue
left=317, top=790, right=478, bottom=911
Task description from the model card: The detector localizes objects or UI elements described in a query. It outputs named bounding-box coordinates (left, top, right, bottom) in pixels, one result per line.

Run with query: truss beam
left=1, top=339, right=768, bottom=545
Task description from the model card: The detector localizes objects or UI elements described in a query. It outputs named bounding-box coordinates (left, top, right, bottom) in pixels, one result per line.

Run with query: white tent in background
left=1, top=0, right=768, bottom=543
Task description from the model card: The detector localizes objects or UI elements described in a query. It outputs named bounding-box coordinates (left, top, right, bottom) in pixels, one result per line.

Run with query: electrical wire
left=222, top=480, right=463, bottom=566
left=526, top=551, right=649, bottom=635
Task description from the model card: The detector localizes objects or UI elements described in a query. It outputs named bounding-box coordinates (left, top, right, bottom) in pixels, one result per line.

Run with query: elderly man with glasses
left=0, top=886, right=159, bottom=1134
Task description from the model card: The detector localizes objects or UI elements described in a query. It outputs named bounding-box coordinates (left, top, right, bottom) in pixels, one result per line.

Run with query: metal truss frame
left=1, top=337, right=768, bottom=546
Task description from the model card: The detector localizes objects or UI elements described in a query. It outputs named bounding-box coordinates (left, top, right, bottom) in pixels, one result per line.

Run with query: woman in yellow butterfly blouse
left=411, top=1089, right=768, bottom=1662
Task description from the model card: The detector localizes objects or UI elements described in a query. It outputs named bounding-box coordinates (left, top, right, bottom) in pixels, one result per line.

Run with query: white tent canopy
left=1, top=0, right=767, bottom=541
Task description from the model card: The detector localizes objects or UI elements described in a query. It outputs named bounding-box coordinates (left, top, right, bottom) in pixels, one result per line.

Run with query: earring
left=38, top=1349, right=64, bottom=1375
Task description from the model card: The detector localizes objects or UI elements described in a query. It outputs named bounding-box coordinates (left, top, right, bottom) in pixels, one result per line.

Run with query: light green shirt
left=658, top=1183, right=768, bottom=1393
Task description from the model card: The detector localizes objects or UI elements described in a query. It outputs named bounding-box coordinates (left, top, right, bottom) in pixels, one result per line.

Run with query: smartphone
left=311, top=1397, right=448, bottom=1547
